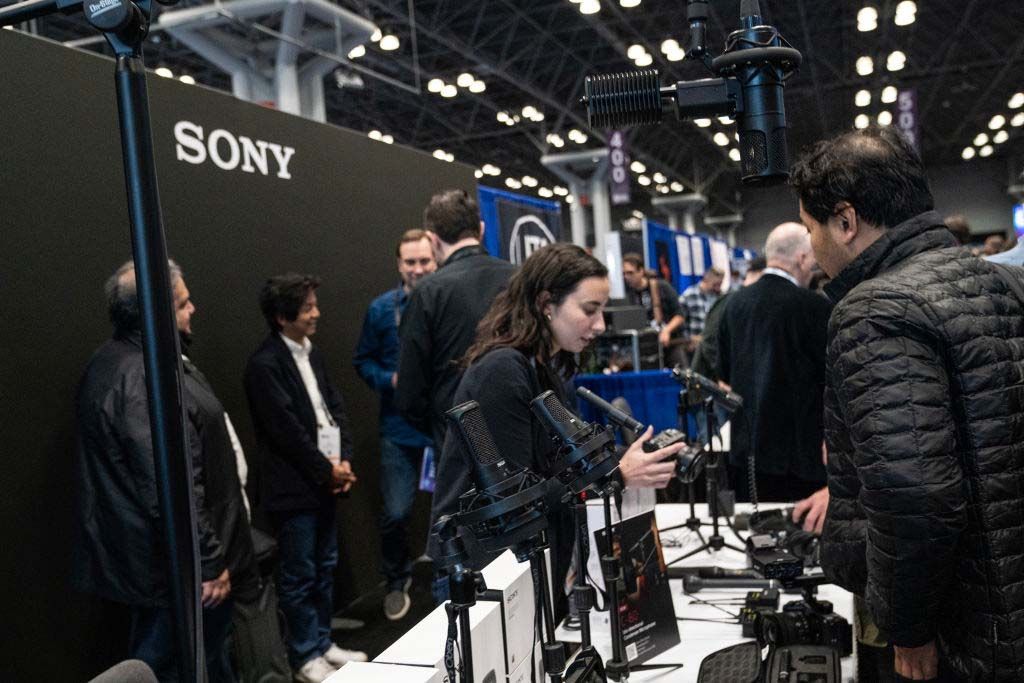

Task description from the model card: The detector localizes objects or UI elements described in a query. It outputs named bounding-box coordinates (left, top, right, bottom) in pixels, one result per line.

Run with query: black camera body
left=755, top=597, right=853, bottom=657
left=746, top=533, right=803, bottom=581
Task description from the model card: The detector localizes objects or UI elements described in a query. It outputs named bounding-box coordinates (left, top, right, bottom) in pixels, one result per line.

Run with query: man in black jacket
left=73, top=261, right=249, bottom=682
left=394, top=189, right=515, bottom=447
left=792, top=125, right=1024, bottom=681
left=717, top=223, right=831, bottom=502
left=243, top=274, right=365, bottom=683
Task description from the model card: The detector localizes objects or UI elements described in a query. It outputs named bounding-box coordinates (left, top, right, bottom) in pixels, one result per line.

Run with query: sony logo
left=174, top=120, right=296, bottom=180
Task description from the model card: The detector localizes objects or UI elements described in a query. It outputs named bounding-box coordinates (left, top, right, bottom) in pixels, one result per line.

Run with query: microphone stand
left=0, top=1, right=202, bottom=680
left=433, top=516, right=477, bottom=683
left=563, top=493, right=605, bottom=682
left=656, top=386, right=709, bottom=544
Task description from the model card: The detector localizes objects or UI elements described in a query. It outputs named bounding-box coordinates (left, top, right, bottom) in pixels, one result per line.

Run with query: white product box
left=375, top=600, right=505, bottom=683
left=480, top=550, right=536, bottom=677
left=505, top=643, right=544, bottom=683
left=324, top=661, right=443, bottom=683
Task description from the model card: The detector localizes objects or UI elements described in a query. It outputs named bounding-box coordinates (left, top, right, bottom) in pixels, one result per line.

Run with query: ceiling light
left=444, top=153, right=454, bottom=162
left=658, top=185, right=670, bottom=194
left=554, top=186, right=569, bottom=196
left=441, top=84, right=457, bottom=98
left=456, top=73, right=474, bottom=88
left=886, top=51, right=906, bottom=72
left=620, top=0, right=641, bottom=7
left=370, top=28, right=382, bottom=42
left=979, top=145, right=994, bottom=158
left=626, top=44, right=646, bottom=60
left=718, top=116, right=734, bottom=125
left=1013, top=113, right=1024, bottom=127
left=856, top=56, right=874, bottom=76
left=632, top=210, right=645, bottom=219
left=857, top=6, right=878, bottom=32
left=989, top=115, right=1007, bottom=130
left=855, top=114, right=870, bottom=129
left=729, top=148, right=741, bottom=162
left=666, top=50, right=685, bottom=62
left=566, top=195, right=574, bottom=204
left=496, top=111, right=510, bottom=123
left=539, top=187, right=554, bottom=197
left=962, top=147, right=976, bottom=160
left=635, top=53, right=653, bottom=67
left=469, top=80, right=486, bottom=93
left=522, top=176, right=538, bottom=187
left=670, top=181, right=684, bottom=192
left=894, top=0, right=916, bottom=25
left=994, top=130, right=1009, bottom=144
left=661, top=39, right=679, bottom=54
left=637, top=175, right=651, bottom=186
left=531, top=112, right=546, bottom=122
left=653, top=172, right=667, bottom=183
left=713, top=132, right=730, bottom=146
left=379, top=34, right=400, bottom=51
left=505, top=178, right=522, bottom=189
left=428, top=78, right=445, bottom=93
left=877, top=110, right=893, bottom=126
left=483, top=164, right=501, bottom=176
left=579, top=0, right=601, bottom=14
left=368, top=130, right=383, bottom=140
left=381, top=135, right=393, bottom=144
left=855, top=89, right=871, bottom=107
left=694, top=118, right=712, bottom=128
left=522, top=105, right=537, bottom=119
left=881, top=86, right=898, bottom=104
left=178, top=74, right=196, bottom=85
left=432, top=149, right=447, bottom=160
left=475, top=170, right=484, bottom=179
left=630, top=160, right=646, bottom=173
left=347, top=45, right=366, bottom=59
left=974, top=133, right=990, bottom=146
left=155, top=67, right=173, bottom=78
left=1010, top=93, right=1024, bottom=109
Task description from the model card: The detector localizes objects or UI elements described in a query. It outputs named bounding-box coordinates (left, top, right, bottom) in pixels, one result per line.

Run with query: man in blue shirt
left=354, top=229, right=437, bottom=621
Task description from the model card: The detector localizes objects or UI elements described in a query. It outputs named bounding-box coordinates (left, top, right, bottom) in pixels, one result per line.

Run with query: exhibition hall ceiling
left=19, top=0, right=1024, bottom=214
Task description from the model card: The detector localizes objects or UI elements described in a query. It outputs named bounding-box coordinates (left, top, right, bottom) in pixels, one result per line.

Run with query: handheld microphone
left=672, top=367, right=743, bottom=413
left=575, top=387, right=646, bottom=434
left=530, top=391, right=619, bottom=496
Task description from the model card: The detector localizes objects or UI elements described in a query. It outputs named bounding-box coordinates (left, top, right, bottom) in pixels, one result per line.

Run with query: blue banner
left=478, top=185, right=562, bottom=263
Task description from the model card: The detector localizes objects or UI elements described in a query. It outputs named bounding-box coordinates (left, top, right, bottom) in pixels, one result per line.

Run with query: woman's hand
left=619, top=426, right=683, bottom=489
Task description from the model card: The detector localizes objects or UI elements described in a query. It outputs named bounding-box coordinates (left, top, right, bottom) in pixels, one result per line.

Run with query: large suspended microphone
left=530, top=391, right=619, bottom=496
left=581, top=0, right=801, bottom=184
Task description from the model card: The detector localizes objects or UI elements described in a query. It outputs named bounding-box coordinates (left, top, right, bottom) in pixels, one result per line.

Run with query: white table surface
left=554, top=503, right=856, bottom=682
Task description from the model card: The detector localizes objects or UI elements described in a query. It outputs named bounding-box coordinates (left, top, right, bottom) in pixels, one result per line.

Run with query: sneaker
left=294, top=656, right=336, bottom=683
left=322, top=643, right=368, bottom=667
left=383, top=587, right=412, bottom=621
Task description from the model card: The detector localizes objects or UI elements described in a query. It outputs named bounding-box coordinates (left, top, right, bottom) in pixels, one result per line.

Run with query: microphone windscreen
left=447, top=401, right=502, bottom=466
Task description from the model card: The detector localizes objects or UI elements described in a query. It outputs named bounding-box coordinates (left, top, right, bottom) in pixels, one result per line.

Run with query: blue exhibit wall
left=479, top=185, right=563, bottom=258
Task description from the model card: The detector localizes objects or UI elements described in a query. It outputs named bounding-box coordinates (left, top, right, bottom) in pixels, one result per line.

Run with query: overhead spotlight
left=729, top=148, right=741, bottom=162
left=444, top=152, right=455, bottom=162
left=469, top=80, right=486, bottom=93
left=857, top=6, right=878, bottom=32
left=630, top=160, right=646, bottom=173
left=886, top=51, right=906, bottom=72
left=1010, top=93, right=1024, bottom=109
left=475, top=170, right=484, bottom=179
left=660, top=39, right=680, bottom=54
left=894, top=0, right=916, bottom=26
left=718, top=116, right=734, bottom=125
left=713, top=132, right=730, bottom=146
left=635, top=53, right=653, bottom=67
left=347, top=45, right=366, bottom=59
left=974, top=133, right=990, bottom=146
left=531, top=111, right=546, bottom=122
left=456, top=73, right=474, bottom=88
left=1013, top=113, right=1024, bottom=127
left=441, top=84, right=458, bottom=98
left=694, top=118, right=712, bottom=128
left=881, top=86, right=898, bottom=104
left=496, top=111, right=509, bottom=123
left=856, top=56, right=874, bottom=76
left=658, top=185, right=670, bottom=194
left=522, top=105, right=537, bottom=119
left=370, top=28, right=382, bottom=42
left=553, top=186, right=569, bottom=196
left=989, top=115, right=1007, bottom=130
left=155, top=67, right=174, bottom=78
left=379, top=34, right=400, bottom=51
left=619, top=0, right=641, bottom=7
left=178, top=74, right=196, bottom=85
left=579, top=0, right=601, bottom=14
left=665, top=50, right=685, bottom=62
left=855, top=114, right=870, bottom=129
left=522, top=176, right=539, bottom=187
left=566, top=195, right=575, bottom=204
left=483, top=164, right=501, bottom=176
left=855, top=89, right=871, bottom=107
left=539, top=187, right=554, bottom=198
left=670, top=181, right=684, bottom=192
left=979, top=145, right=994, bottom=158
left=428, top=78, right=445, bottom=93
left=368, top=130, right=383, bottom=140
left=432, top=149, right=447, bottom=160
left=994, top=130, right=1009, bottom=144
left=505, top=177, right=523, bottom=189
left=877, top=110, right=893, bottom=126
left=626, top=44, right=646, bottom=60
left=637, top=175, right=652, bottom=186
left=961, top=147, right=976, bottom=160
left=652, top=171, right=666, bottom=183
left=381, top=134, right=394, bottom=144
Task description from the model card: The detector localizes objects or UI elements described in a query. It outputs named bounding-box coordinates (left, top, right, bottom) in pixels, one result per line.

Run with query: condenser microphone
left=530, top=391, right=618, bottom=495
left=576, top=387, right=646, bottom=434
left=446, top=400, right=513, bottom=491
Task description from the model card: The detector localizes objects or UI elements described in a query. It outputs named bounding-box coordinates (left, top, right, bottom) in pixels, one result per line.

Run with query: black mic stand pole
left=657, top=386, right=709, bottom=542
left=0, top=1, right=202, bottom=680
left=525, top=538, right=566, bottom=683
left=563, top=493, right=605, bottom=682
left=433, top=516, right=475, bottom=683
left=598, top=480, right=629, bottom=681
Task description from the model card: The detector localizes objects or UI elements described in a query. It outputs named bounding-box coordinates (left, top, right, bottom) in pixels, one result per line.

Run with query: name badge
left=318, top=424, right=342, bottom=466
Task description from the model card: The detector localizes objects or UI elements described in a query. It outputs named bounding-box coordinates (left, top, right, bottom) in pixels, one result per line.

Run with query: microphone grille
left=451, top=402, right=503, bottom=466
left=583, top=69, right=663, bottom=129
left=543, top=391, right=578, bottom=429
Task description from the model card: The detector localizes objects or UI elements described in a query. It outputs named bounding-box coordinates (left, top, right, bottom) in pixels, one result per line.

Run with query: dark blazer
left=717, top=272, right=831, bottom=484
left=244, top=333, right=353, bottom=512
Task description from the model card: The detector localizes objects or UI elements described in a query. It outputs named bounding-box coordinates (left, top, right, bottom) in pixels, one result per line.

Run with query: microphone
left=445, top=400, right=514, bottom=492
left=530, top=391, right=619, bottom=496
left=576, top=387, right=646, bottom=434
left=672, top=367, right=743, bottom=413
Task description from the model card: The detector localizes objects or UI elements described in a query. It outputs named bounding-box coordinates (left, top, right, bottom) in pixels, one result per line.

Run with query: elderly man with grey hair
left=716, top=222, right=832, bottom=502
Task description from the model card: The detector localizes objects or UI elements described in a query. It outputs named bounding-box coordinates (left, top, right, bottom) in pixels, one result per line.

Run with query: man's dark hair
left=622, top=252, right=644, bottom=270
left=423, top=189, right=480, bottom=245
left=259, top=273, right=321, bottom=332
left=396, top=228, right=430, bottom=258
left=790, top=125, right=934, bottom=229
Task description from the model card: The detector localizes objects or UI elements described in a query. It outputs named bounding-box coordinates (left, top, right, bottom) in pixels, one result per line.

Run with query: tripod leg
left=530, top=553, right=566, bottom=683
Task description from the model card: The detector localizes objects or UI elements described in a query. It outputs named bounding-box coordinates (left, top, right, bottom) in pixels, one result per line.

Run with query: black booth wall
left=0, top=31, right=475, bottom=681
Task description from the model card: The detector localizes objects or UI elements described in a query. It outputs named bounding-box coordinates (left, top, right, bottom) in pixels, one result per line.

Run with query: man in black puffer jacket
left=791, top=126, right=1024, bottom=681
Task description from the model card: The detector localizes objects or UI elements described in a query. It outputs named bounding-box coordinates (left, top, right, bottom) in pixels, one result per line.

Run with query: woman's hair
left=463, top=242, right=607, bottom=372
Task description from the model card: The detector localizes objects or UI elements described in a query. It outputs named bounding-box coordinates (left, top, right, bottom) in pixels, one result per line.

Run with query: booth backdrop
left=0, top=30, right=475, bottom=681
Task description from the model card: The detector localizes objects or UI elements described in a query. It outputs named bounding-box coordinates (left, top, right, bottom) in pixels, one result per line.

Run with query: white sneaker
left=322, top=643, right=368, bottom=666
left=294, top=656, right=337, bottom=683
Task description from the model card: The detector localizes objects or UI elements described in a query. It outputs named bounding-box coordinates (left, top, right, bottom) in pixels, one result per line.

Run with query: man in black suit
left=717, top=223, right=831, bottom=502
left=243, top=274, right=365, bottom=683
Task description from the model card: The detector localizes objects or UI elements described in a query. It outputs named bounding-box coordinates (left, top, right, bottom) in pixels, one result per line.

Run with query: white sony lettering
left=207, top=128, right=240, bottom=171
left=174, top=120, right=206, bottom=165
left=267, top=143, right=296, bottom=180
left=238, top=136, right=270, bottom=175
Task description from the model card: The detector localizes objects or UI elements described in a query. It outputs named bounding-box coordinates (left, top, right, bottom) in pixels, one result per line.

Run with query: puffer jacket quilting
left=820, top=211, right=1024, bottom=681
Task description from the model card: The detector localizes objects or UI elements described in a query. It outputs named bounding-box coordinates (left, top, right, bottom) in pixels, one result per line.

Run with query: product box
left=324, top=661, right=443, bottom=683
left=480, top=550, right=536, bottom=677
left=375, top=600, right=504, bottom=683
left=505, top=643, right=543, bottom=683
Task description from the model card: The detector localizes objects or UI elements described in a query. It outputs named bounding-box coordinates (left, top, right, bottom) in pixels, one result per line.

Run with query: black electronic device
left=602, top=304, right=648, bottom=332
left=643, top=427, right=688, bottom=453
left=575, top=387, right=691, bottom=466
left=755, top=600, right=853, bottom=658
left=582, top=0, right=802, bottom=185
left=748, top=508, right=822, bottom=567
left=671, top=367, right=743, bottom=414
left=745, top=588, right=780, bottom=610
left=764, top=645, right=841, bottom=683
left=746, top=533, right=804, bottom=581
left=739, top=606, right=774, bottom=638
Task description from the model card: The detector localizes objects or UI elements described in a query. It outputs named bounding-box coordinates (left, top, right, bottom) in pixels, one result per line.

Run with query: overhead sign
left=609, top=129, right=631, bottom=205
left=896, top=89, right=919, bottom=152
left=496, top=199, right=561, bottom=265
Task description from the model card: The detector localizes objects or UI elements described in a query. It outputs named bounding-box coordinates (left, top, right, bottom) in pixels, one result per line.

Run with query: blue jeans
left=271, top=504, right=338, bottom=669
left=128, top=598, right=235, bottom=683
left=379, top=437, right=423, bottom=591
